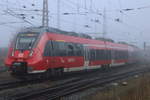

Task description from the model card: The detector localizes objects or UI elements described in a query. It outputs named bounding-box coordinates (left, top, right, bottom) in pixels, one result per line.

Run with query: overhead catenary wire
left=0, top=0, right=148, bottom=37
left=3, top=0, right=144, bottom=33
left=3, top=9, right=34, bottom=26
left=54, top=0, right=146, bottom=36
left=0, top=21, right=25, bottom=25
left=106, top=5, right=150, bottom=12
left=61, top=0, right=76, bottom=10
left=64, top=0, right=88, bottom=11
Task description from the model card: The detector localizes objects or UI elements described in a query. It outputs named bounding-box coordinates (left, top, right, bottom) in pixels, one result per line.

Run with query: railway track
left=0, top=70, right=111, bottom=100
left=0, top=70, right=103, bottom=92
left=4, top=64, right=149, bottom=100
left=0, top=78, right=46, bottom=91
left=0, top=70, right=94, bottom=91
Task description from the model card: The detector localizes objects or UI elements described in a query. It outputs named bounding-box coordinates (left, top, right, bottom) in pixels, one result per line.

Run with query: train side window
left=79, top=44, right=84, bottom=56
left=104, top=50, right=107, bottom=60
left=43, top=41, right=52, bottom=56
left=96, top=50, right=101, bottom=60
left=104, top=50, right=108, bottom=60
left=58, top=42, right=67, bottom=56
left=74, top=44, right=84, bottom=56
left=105, top=50, right=111, bottom=60
left=67, top=43, right=74, bottom=56
left=52, top=41, right=67, bottom=56
left=115, top=50, right=118, bottom=59
left=96, top=50, right=99, bottom=60
left=111, top=50, right=115, bottom=59
left=101, top=50, right=105, bottom=60
left=108, top=50, right=111, bottom=60
left=52, top=41, right=59, bottom=56
left=90, top=49, right=96, bottom=60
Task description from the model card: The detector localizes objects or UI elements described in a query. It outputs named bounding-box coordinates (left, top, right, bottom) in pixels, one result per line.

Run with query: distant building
left=145, top=46, right=150, bottom=51
left=144, top=45, right=150, bottom=59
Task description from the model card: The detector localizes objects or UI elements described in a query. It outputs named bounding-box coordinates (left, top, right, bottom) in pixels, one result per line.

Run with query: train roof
left=19, top=27, right=138, bottom=49
left=19, top=27, right=92, bottom=39
left=95, top=37, right=115, bottom=43
left=19, top=27, right=117, bottom=42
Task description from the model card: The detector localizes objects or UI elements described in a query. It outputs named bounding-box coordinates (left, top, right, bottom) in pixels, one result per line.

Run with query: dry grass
left=83, top=74, right=150, bottom=100
left=0, top=56, right=5, bottom=66
left=0, top=48, right=7, bottom=66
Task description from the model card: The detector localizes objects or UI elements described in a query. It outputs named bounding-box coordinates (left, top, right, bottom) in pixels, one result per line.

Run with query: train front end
left=5, top=31, right=41, bottom=76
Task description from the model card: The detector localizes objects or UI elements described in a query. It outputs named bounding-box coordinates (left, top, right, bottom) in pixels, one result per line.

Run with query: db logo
left=18, top=53, right=24, bottom=57
left=61, top=58, right=65, bottom=63
left=68, top=58, right=75, bottom=62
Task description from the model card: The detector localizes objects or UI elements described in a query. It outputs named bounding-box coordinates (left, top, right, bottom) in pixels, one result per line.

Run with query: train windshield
left=15, top=33, right=38, bottom=50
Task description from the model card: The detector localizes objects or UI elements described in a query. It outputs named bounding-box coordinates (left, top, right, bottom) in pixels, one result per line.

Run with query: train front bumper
left=10, top=62, right=46, bottom=74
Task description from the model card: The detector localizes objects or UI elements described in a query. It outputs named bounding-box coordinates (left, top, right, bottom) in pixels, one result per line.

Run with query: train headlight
left=29, top=50, right=34, bottom=57
left=11, top=51, right=14, bottom=56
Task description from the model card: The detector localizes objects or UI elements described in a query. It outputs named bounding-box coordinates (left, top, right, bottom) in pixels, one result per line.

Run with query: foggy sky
left=0, top=0, right=150, bottom=48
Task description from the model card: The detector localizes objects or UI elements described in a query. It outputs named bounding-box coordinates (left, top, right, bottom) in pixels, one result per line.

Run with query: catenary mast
left=42, top=0, right=49, bottom=28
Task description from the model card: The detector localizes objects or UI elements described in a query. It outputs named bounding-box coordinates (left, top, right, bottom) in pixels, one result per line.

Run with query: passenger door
left=84, top=46, right=90, bottom=67
left=43, top=41, right=53, bottom=69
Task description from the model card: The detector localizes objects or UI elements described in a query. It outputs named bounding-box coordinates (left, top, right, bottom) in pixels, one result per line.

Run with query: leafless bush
left=83, top=74, right=150, bottom=100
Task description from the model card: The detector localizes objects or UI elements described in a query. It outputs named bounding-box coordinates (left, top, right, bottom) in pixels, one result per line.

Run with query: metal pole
left=103, top=8, right=106, bottom=38
left=42, top=0, right=49, bottom=28
left=144, top=42, right=146, bottom=50
left=84, top=0, right=87, bottom=9
left=57, top=0, right=60, bottom=29
left=103, top=8, right=107, bottom=48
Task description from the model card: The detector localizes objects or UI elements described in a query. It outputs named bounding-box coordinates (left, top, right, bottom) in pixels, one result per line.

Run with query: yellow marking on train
left=20, top=34, right=37, bottom=36
left=56, top=40, right=65, bottom=42
left=26, top=34, right=37, bottom=36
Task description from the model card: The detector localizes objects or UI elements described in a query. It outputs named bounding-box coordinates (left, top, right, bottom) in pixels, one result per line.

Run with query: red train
left=5, top=27, right=139, bottom=78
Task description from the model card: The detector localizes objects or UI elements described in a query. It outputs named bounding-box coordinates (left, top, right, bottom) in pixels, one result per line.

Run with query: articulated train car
left=5, top=27, right=139, bottom=78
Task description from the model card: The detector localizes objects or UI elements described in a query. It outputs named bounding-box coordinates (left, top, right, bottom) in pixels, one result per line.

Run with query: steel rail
left=8, top=66, right=150, bottom=100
